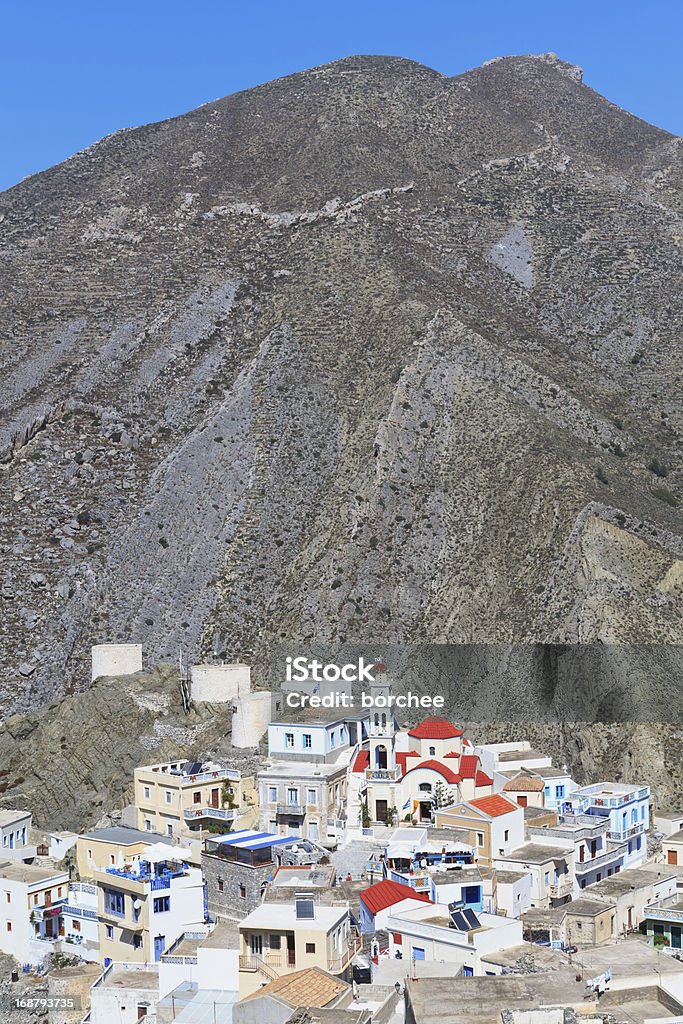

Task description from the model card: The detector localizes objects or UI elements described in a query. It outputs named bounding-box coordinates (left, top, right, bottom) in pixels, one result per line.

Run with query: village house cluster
left=0, top=646, right=682, bottom=1024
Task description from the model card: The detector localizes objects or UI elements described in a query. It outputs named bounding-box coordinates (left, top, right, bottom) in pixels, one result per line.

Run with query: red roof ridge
left=360, top=879, right=432, bottom=915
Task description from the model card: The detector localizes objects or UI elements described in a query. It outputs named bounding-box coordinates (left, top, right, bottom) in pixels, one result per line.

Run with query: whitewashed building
left=0, top=862, right=70, bottom=964
left=386, top=901, right=522, bottom=977
left=0, top=809, right=35, bottom=862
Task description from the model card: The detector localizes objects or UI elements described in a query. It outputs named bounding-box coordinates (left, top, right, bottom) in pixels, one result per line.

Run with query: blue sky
left=2, top=0, right=681, bottom=192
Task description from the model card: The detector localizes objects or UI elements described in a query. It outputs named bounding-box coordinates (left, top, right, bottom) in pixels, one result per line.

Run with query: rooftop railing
left=180, top=768, right=241, bottom=785
left=575, top=785, right=650, bottom=808
left=70, top=882, right=97, bottom=895
left=104, top=864, right=187, bottom=887
left=645, top=897, right=683, bottom=924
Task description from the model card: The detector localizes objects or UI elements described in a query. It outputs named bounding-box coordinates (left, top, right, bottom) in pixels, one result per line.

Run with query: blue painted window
left=153, top=896, right=170, bottom=913
left=463, top=885, right=481, bottom=906
left=104, top=891, right=125, bottom=917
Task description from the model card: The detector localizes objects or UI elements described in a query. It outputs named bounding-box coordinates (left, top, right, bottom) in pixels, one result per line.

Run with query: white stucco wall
left=190, top=663, right=251, bottom=703
left=232, top=691, right=272, bottom=748
left=91, top=644, right=143, bottom=681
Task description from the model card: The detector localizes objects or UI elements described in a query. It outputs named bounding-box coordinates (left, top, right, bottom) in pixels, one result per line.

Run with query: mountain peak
left=482, top=51, right=584, bottom=82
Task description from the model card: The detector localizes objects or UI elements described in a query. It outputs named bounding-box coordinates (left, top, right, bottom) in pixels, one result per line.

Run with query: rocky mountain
left=1, top=52, right=681, bottom=724
left=0, top=665, right=246, bottom=831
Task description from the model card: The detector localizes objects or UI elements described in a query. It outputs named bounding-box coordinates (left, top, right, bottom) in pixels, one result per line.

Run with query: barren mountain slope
left=0, top=53, right=681, bottom=713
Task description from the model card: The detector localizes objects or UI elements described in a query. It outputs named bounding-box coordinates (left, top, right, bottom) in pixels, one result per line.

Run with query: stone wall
left=201, top=852, right=273, bottom=920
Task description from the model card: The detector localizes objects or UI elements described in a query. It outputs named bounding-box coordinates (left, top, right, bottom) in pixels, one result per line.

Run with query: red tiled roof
left=352, top=750, right=370, bottom=773
left=444, top=751, right=460, bottom=759
left=395, top=751, right=420, bottom=776
left=475, top=771, right=493, bottom=787
left=403, top=759, right=461, bottom=785
left=463, top=738, right=472, bottom=747
left=459, top=755, right=480, bottom=779
left=408, top=716, right=464, bottom=740
left=469, top=794, right=519, bottom=817
left=360, top=879, right=431, bottom=915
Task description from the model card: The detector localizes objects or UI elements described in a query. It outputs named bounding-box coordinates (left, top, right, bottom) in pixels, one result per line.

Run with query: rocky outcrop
left=0, top=664, right=255, bottom=831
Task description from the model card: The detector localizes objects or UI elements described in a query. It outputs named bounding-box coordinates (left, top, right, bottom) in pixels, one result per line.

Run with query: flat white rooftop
left=240, top=902, right=348, bottom=932
left=0, top=862, right=69, bottom=884
left=0, top=809, right=30, bottom=825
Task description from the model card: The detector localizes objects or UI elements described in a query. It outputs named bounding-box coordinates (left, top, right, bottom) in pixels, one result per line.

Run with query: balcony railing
left=328, top=933, right=362, bottom=974
left=184, top=807, right=237, bottom=822
left=575, top=847, right=625, bottom=874
left=606, top=823, right=645, bottom=842
left=63, top=905, right=99, bottom=922
left=31, top=897, right=68, bottom=921
left=277, top=803, right=304, bottom=816
left=389, top=871, right=432, bottom=893
left=239, top=955, right=281, bottom=980
left=549, top=881, right=573, bottom=898
left=365, top=767, right=401, bottom=783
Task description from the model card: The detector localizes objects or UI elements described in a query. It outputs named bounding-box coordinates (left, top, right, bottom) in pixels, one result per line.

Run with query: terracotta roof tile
left=241, top=967, right=348, bottom=1007
left=408, top=716, right=464, bottom=740
left=352, top=750, right=370, bottom=773
left=459, top=755, right=481, bottom=778
left=469, top=794, right=519, bottom=817
left=503, top=773, right=545, bottom=792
